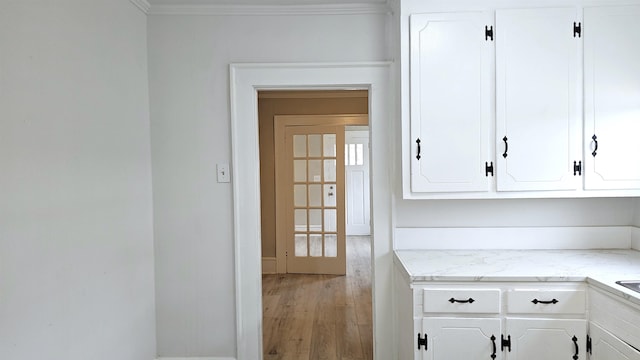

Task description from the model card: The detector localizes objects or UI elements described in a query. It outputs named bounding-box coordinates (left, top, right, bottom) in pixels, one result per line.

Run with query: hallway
left=262, top=236, right=373, bottom=360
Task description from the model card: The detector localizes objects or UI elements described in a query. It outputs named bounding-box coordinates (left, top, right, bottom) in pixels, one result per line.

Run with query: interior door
left=345, top=130, right=370, bottom=236
left=284, top=125, right=346, bottom=275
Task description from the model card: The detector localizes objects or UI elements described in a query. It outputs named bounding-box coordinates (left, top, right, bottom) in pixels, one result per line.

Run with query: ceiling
left=147, top=0, right=387, bottom=4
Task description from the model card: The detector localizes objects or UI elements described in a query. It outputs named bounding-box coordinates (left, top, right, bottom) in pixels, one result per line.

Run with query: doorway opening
left=258, top=90, right=372, bottom=359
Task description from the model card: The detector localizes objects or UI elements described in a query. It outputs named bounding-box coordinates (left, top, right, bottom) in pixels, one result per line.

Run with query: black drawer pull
left=449, top=297, right=475, bottom=304
left=531, top=298, right=559, bottom=305
left=490, top=335, right=497, bottom=359
left=572, top=335, right=579, bottom=360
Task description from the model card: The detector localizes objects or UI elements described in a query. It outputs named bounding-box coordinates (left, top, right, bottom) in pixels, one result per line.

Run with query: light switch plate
left=217, top=163, right=230, bottom=183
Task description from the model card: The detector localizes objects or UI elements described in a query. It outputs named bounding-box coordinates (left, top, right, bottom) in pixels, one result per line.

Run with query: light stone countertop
left=394, top=249, right=640, bottom=306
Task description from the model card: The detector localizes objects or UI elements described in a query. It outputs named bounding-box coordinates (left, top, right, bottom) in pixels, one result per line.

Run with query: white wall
left=635, top=199, right=640, bottom=226
left=0, top=1, right=155, bottom=359
left=396, top=198, right=636, bottom=228
left=148, top=12, right=388, bottom=357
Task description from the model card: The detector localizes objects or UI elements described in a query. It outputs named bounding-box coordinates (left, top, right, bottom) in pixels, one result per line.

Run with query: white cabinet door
left=419, top=317, right=501, bottom=360
left=590, top=323, right=640, bottom=360
left=410, top=12, right=493, bottom=193
left=583, top=5, right=640, bottom=190
left=505, top=318, right=587, bottom=360
left=496, top=8, right=581, bottom=191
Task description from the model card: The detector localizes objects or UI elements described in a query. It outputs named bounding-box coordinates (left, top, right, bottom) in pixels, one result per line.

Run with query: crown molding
left=147, top=2, right=391, bottom=16
left=130, top=0, right=151, bottom=14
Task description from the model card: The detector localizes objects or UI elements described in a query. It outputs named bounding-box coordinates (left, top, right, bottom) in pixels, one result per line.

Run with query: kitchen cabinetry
left=402, top=1, right=640, bottom=198
left=589, top=322, right=640, bottom=360
left=397, top=280, right=588, bottom=359
left=495, top=7, right=581, bottom=191
left=583, top=5, right=640, bottom=190
left=409, top=11, right=493, bottom=193
left=589, top=287, right=640, bottom=359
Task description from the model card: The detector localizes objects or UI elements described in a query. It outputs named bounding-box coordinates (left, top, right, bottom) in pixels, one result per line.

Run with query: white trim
left=395, top=226, right=634, bottom=250
left=261, top=257, right=277, bottom=274
left=230, top=62, right=393, bottom=360
left=129, top=0, right=151, bottom=13
left=632, top=227, right=640, bottom=250
left=148, top=3, right=391, bottom=16
left=156, top=357, right=234, bottom=360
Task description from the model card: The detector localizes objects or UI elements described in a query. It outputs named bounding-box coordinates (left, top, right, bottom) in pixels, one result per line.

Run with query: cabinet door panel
left=496, top=8, right=580, bottom=191
left=410, top=12, right=492, bottom=193
left=506, top=318, right=586, bottom=360
left=421, top=317, right=501, bottom=360
left=590, top=323, right=640, bottom=360
left=584, top=6, right=640, bottom=190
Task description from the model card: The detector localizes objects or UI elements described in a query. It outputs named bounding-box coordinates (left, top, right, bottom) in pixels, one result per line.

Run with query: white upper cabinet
left=410, top=12, right=493, bottom=193
left=583, top=5, right=640, bottom=190
left=496, top=8, right=581, bottom=192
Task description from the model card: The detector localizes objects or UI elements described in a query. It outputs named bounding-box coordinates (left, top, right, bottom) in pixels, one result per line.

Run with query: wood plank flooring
left=262, top=236, right=373, bottom=360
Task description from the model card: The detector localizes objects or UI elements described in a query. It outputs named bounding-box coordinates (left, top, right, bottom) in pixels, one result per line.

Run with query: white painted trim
left=395, top=226, right=634, bottom=250
left=632, top=227, right=640, bottom=250
left=148, top=3, right=391, bottom=16
left=261, top=257, right=277, bottom=274
left=129, top=0, right=151, bottom=13
left=230, top=62, right=393, bottom=360
left=156, top=357, right=235, bottom=360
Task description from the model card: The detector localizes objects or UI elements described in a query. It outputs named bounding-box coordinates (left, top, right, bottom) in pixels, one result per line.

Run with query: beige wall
left=258, top=90, right=368, bottom=257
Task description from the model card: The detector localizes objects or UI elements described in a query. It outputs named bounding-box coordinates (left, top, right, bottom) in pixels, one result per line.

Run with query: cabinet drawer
left=506, top=289, right=586, bottom=314
left=423, top=288, right=501, bottom=314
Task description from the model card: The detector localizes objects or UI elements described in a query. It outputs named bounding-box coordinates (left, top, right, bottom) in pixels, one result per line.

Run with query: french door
left=279, top=124, right=346, bottom=275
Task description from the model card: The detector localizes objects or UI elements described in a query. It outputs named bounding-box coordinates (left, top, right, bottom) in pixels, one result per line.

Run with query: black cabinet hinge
left=573, top=161, right=582, bottom=176
left=586, top=335, right=592, bottom=355
left=417, top=333, right=428, bottom=350
left=574, top=22, right=582, bottom=37
left=501, top=335, right=511, bottom=352
left=485, top=162, right=494, bottom=177
left=485, top=25, right=494, bottom=41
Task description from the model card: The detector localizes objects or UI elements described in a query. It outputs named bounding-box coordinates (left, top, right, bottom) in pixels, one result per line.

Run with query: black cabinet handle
left=592, top=134, right=598, bottom=157
left=572, top=335, right=579, bottom=360
left=490, top=335, right=497, bottom=359
left=416, top=138, right=421, bottom=160
left=449, top=297, right=475, bottom=304
left=502, top=136, right=508, bottom=158
left=531, top=298, right=559, bottom=305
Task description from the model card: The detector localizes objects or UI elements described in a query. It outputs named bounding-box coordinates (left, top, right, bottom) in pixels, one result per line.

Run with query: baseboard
left=156, top=357, right=235, bottom=360
left=261, top=257, right=277, bottom=274
left=632, top=227, right=640, bottom=250
left=394, top=226, right=633, bottom=250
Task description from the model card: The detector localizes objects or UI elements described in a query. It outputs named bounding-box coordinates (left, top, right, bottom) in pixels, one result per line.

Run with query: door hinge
left=586, top=335, right=592, bottom=355
left=485, top=25, right=494, bottom=41
left=573, top=160, right=582, bottom=176
left=485, top=162, right=494, bottom=177
left=574, top=22, right=582, bottom=37
left=501, top=334, right=511, bottom=352
left=417, top=333, right=428, bottom=350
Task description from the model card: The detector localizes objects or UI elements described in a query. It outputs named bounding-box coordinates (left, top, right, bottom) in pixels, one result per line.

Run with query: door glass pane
left=309, top=234, right=322, bottom=257
left=294, top=160, right=307, bottom=182
left=308, top=185, right=322, bottom=207
left=325, top=235, right=337, bottom=257
left=308, top=160, right=322, bottom=182
left=324, top=184, right=336, bottom=207
left=356, top=144, right=364, bottom=165
left=308, top=134, right=322, bottom=157
left=295, top=234, right=308, bottom=257
left=309, top=209, right=322, bottom=232
left=293, top=135, right=307, bottom=158
left=294, top=209, right=307, bottom=232
left=324, top=209, right=337, bottom=232
left=323, top=134, right=336, bottom=156
left=349, top=144, right=356, bottom=165
left=324, top=160, right=336, bottom=182
left=294, top=185, right=307, bottom=207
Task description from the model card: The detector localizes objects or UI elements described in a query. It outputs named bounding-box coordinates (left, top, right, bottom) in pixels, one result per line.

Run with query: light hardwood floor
left=262, top=236, right=373, bottom=360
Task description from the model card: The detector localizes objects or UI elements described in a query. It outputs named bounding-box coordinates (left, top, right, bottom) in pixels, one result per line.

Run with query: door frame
left=230, top=62, right=393, bottom=360
left=274, top=114, right=368, bottom=274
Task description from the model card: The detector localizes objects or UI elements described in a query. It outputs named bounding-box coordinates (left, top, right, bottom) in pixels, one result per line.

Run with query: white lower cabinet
left=399, top=282, right=589, bottom=360
left=506, top=318, right=586, bottom=360
left=589, top=323, right=640, bottom=360
left=416, top=317, right=501, bottom=360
